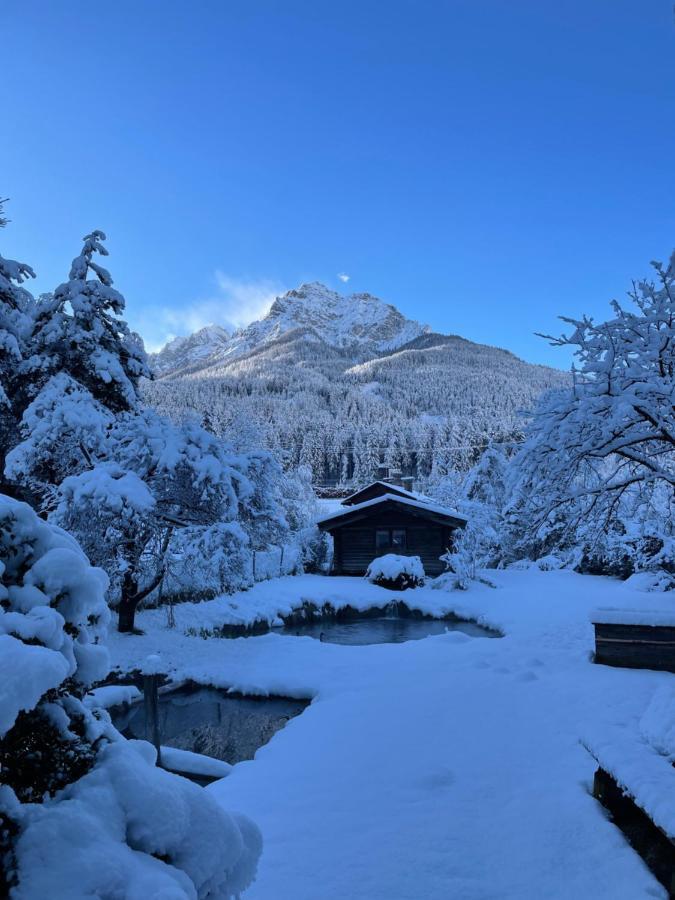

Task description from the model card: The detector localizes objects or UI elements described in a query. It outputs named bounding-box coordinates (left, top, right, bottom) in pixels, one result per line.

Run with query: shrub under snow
left=0, top=495, right=261, bottom=898
left=366, top=554, right=425, bottom=591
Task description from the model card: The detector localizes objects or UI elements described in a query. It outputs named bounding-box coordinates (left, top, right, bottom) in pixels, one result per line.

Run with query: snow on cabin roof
left=341, top=480, right=435, bottom=506
left=317, top=492, right=467, bottom=528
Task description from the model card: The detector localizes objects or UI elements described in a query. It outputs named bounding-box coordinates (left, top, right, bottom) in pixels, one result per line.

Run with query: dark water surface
left=280, top=617, right=496, bottom=645
left=112, top=687, right=309, bottom=765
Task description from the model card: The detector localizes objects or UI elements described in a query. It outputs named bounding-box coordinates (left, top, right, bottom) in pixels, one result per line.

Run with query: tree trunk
left=118, top=571, right=139, bottom=633
left=118, top=594, right=138, bottom=633
left=117, top=546, right=171, bottom=633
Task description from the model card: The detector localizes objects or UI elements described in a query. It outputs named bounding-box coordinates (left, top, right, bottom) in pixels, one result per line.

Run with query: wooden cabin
left=317, top=480, right=466, bottom=577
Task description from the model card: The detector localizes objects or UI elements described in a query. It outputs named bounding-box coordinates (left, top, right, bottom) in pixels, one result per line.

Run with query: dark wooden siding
left=334, top=511, right=456, bottom=576
left=594, top=623, right=675, bottom=672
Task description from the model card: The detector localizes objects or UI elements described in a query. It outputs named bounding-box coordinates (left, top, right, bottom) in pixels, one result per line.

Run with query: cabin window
left=375, top=529, right=407, bottom=551
left=392, top=529, right=407, bottom=550
left=376, top=529, right=390, bottom=551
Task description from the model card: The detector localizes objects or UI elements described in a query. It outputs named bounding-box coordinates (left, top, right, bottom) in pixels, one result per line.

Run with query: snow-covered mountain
left=149, top=283, right=428, bottom=375
left=151, top=324, right=231, bottom=376
left=145, top=283, right=568, bottom=486
left=240, top=282, right=429, bottom=354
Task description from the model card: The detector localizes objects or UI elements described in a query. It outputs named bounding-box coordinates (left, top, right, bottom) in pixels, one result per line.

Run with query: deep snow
left=107, top=570, right=675, bottom=899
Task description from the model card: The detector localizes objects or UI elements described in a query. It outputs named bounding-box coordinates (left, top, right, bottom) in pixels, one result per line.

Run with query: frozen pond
left=111, top=686, right=309, bottom=766
left=280, top=617, right=496, bottom=645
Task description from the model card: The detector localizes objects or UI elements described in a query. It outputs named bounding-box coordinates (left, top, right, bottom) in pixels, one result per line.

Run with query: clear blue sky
left=2, top=0, right=674, bottom=363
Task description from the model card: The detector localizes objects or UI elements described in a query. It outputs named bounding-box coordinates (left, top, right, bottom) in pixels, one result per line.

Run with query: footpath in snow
left=108, top=570, right=674, bottom=899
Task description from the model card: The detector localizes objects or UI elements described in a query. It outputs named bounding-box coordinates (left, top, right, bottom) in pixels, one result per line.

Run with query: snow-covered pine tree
left=53, top=230, right=150, bottom=412
left=7, top=231, right=150, bottom=507
left=0, top=201, right=35, bottom=490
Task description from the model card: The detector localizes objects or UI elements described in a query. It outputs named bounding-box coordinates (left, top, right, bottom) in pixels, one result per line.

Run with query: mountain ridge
left=144, top=282, right=569, bottom=486
left=149, top=282, right=430, bottom=377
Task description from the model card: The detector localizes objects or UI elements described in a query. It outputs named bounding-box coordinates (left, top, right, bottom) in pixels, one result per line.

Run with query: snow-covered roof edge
left=341, top=480, right=434, bottom=506
left=317, top=492, right=467, bottom=527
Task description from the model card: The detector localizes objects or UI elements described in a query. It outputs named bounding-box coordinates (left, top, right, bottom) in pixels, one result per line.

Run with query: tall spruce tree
left=0, top=200, right=35, bottom=490
left=53, top=230, right=150, bottom=412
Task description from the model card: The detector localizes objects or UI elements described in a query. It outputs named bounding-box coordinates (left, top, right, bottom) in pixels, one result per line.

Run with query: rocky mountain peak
left=150, top=323, right=231, bottom=376
left=150, top=283, right=430, bottom=377
left=245, top=282, right=429, bottom=354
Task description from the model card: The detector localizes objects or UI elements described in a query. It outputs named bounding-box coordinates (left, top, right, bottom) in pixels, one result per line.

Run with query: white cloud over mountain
left=132, top=273, right=285, bottom=352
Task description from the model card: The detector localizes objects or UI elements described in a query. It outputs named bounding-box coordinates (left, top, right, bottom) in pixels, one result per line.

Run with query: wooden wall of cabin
left=329, top=512, right=457, bottom=576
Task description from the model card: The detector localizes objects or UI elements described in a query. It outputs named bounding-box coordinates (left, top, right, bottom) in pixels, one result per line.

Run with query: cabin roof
left=317, top=492, right=467, bottom=531
left=341, top=480, right=434, bottom=506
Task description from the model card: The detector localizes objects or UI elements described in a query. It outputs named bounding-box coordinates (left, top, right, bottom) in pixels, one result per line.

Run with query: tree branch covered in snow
left=509, top=251, right=675, bottom=577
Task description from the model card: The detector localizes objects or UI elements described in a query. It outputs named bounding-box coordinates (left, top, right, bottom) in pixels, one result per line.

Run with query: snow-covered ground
left=108, top=570, right=675, bottom=899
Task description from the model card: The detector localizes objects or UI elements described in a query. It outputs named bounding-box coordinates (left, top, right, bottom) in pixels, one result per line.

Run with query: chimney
left=386, top=468, right=404, bottom=488
left=401, top=476, right=415, bottom=493
left=376, top=463, right=390, bottom=482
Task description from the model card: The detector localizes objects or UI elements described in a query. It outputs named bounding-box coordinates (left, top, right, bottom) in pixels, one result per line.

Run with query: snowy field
left=108, top=570, right=675, bottom=899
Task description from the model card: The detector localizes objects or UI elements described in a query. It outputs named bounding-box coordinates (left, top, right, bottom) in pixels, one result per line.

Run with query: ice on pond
left=280, top=617, right=496, bottom=645
left=111, top=686, right=309, bottom=766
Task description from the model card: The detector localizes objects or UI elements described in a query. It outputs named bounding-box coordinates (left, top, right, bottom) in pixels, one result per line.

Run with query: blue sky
left=2, top=1, right=674, bottom=364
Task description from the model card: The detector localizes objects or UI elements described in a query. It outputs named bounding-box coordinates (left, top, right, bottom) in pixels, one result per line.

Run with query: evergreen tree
left=53, top=231, right=150, bottom=412
left=0, top=200, right=35, bottom=489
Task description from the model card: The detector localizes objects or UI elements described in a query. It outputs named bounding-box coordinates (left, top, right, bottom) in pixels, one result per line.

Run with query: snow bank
left=13, top=741, right=260, bottom=900
left=640, top=685, right=675, bottom=760
left=585, top=722, right=675, bottom=841
left=590, top=607, right=675, bottom=626
left=84, top=684, right=142, bottom=710
left=161, top=746, right=233, bottom=780
left=110, top=574, right=476, bottom=644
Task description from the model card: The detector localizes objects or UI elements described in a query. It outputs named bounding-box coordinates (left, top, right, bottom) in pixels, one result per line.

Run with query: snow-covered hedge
left=0, top=495, right=261, bottom=898
left=366, top=554, right=425, bottom=590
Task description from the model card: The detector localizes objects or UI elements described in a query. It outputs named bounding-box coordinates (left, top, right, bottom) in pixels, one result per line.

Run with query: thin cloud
left=337, top=272, right=350, bottom=283
left=133, top=273, right=285, bottom=353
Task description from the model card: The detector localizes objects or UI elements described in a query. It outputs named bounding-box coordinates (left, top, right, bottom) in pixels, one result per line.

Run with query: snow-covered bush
left=0, top=497, right=110, bottom=793
left=163, top=521, right=253, bottom=601
left=427, top=446, right=510, bottom=586
left=0, top=494, right=261, bottom=897
left=298, top=525, right=332, bottom=574
left=366, top=554, right=425, bottom=590
left=12, top=740, right=262, bottom=900
left=440, top=500, right=496, bottom=588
